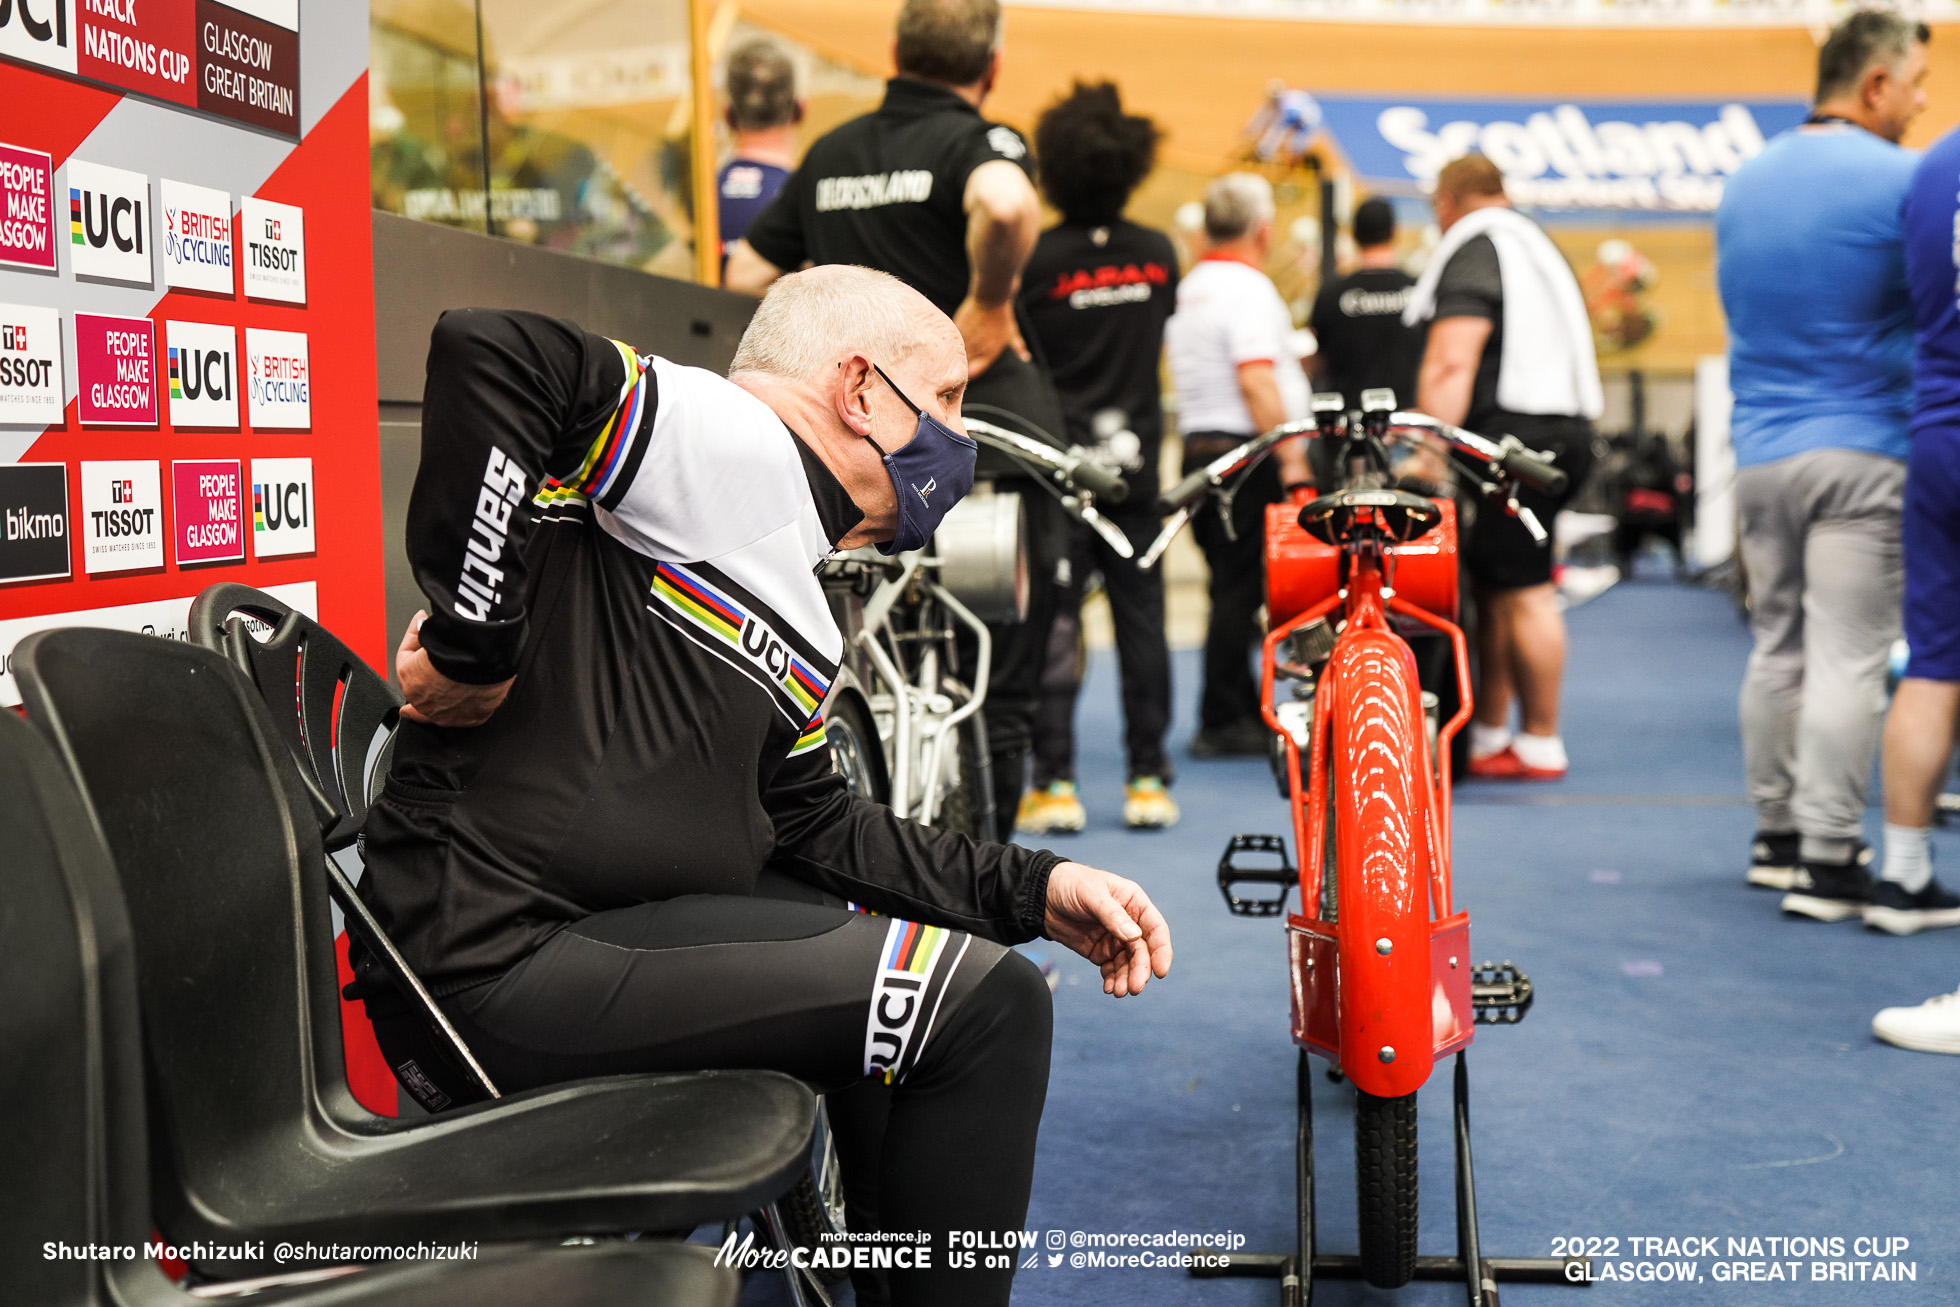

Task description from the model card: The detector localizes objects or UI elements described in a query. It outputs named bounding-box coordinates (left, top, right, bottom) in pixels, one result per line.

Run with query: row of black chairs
left=2, top=587, right=824, bottom=1303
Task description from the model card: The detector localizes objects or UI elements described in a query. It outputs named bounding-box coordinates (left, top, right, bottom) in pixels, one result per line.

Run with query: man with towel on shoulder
left=1404, top=153, right=1602, bottom=782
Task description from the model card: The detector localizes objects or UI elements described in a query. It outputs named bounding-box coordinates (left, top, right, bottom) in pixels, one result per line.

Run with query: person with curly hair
left=1017, top=82, right=1183, bottom=831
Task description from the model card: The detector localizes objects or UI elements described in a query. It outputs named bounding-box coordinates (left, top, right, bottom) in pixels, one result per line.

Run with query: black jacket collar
left=879, top=77, right=979, bottom=120
left=790, top=432, right=866, bottom=547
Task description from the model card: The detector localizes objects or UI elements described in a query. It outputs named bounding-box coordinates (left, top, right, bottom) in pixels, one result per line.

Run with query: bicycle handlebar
left=962, top=417, right=1131, bottom=506
left=1064, top=455, right=1129, bottom=504
left=1381, top=412, right=1567, bottom=496
left=1155, top=420, right=1319, bottom=516
left=1137, top=410, right=1567, bottom=569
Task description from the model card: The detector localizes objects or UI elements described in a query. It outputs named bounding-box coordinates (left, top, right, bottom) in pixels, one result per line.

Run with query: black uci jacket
left=360, top=309, right=1059, bottom=993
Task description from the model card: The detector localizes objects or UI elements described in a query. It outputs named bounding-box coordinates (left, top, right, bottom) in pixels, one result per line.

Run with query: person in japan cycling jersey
left=359, top=266, right=1172, bottom=1307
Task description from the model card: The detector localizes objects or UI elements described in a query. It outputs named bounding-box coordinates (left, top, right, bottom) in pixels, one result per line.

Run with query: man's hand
left=396, top=611, right=514, bottom=727
left=1043, top=861, right=1172, bottom=997
left=953, top=297, right=1030, bottom=378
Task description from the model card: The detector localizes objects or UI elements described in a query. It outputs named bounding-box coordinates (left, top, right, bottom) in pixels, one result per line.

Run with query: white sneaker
left=1872, top=988, right=1960, bottom=1054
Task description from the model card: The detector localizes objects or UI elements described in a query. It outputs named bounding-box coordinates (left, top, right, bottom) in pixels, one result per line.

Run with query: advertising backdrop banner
left=1314, top=95, right=1810, bottom=213
left=0, top=2, right=390, bottom=1114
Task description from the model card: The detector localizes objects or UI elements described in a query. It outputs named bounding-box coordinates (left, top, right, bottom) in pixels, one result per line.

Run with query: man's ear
left=1863, top=61, right=1894, bottom=110
left=792, top=98, right=807, bottom=125
left=836, top=356, right=877, bottom=437
left=979, top=49, right=1001, bottom=101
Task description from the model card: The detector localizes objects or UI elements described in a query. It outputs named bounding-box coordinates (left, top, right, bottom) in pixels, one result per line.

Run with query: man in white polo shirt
left=1166, top=172, right=1314, bottom=756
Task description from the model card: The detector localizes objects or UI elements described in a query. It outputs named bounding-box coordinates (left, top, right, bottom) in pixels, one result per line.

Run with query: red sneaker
left=1466, top=745, right=1568, bottom=781
left=1467, top=745, right=1526, bottom=778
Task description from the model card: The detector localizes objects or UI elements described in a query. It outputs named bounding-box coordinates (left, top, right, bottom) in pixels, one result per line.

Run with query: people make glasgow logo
left=1315, top=97, right=1810, bottom=213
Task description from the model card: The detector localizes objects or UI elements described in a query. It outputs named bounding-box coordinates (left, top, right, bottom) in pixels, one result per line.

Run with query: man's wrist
left=1021, top=851, right=1062, bottom=941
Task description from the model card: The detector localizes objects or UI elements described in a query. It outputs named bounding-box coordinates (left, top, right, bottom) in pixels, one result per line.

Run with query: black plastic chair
left=14, top=627, right=816, bottom=1281
left=186, top=582, right=496, bottom=1109
left=0, top=704, right=741, bottom=1307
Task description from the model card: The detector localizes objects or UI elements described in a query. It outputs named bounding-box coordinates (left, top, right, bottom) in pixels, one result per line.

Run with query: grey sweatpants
left=1736, top=448, right=1905, bottom=860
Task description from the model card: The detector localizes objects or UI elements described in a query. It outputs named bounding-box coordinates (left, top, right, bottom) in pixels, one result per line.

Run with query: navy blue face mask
left=866, top=362, right=977, bottom=556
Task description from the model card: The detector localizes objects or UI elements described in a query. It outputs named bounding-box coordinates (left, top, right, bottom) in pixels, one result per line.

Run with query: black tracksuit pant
left=1031, top=511, right=1173, bottom=786
left=1183, top=435, right=1284, bottom=732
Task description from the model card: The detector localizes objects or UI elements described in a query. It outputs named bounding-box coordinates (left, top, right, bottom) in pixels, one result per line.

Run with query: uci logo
left=0, top=0, right=69, bottom=50
left=739, top=617, right=792, bottom=681
left=71, top=187, right=143, bottom=254
left=175, top=349, right=230, bottom=401
left=914, top=477, right=936, bottom=506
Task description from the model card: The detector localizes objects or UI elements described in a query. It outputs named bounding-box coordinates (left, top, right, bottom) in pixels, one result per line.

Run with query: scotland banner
left=1314, top=96, right=1811, bottom=214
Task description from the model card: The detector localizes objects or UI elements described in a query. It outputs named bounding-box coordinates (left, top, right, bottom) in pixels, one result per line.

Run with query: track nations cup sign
left=1315, top=96, right=1810, bottom=213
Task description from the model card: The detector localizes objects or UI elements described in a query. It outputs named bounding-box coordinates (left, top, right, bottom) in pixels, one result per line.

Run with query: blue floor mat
left=748, top=580, right=1960, bottom=1306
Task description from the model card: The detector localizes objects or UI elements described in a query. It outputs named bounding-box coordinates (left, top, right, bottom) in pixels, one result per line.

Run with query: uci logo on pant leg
left=863, top=920, right=958, bottom=1084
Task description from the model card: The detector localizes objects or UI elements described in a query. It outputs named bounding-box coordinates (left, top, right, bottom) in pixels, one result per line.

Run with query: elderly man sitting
left=358, top=265, right=1172, bottom=1307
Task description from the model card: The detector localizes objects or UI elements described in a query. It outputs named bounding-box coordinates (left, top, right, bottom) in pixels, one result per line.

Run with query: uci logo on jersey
left=739, top=616, right=793, bottom=681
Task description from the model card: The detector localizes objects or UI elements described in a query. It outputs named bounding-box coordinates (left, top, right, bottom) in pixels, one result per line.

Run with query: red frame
left=1261, top=502, right=1476, bottom=1098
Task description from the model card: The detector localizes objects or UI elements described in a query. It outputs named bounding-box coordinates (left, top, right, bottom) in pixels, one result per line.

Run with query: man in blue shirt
left=1716, top=10, right=1928, bottom=920
left=1867, top=123, right=1960, bottom=1049
left=715, top=40, right=800, bottom=274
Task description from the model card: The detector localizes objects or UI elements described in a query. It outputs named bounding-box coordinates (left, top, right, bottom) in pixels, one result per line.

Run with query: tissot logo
left=66, top=159, right=151, bottom=284
left=0, top=0, right=76, bottom=76
left=239, top=196, right=303, bottom=302
left=80, top=459, right=162, bottom=574
left=0, top=302, right=62, bottom=425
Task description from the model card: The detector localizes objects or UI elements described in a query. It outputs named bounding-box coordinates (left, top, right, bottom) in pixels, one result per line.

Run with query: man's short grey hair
left=1204, top=172, right=1276, bottom=243
left=730, top=265, right=941, bottom=383
left=896, top=0, right=1003, bottom=87
left=725, top=39, right=798, bottom=132
left=1816, top=9, right=1930, bottom=105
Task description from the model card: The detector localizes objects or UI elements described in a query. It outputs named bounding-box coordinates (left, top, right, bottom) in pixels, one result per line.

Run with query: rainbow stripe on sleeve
left=535, top=339, right=648, bottom=508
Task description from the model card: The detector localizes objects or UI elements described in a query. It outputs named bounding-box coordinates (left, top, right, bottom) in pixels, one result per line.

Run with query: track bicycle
left=1147, top=391, right=1591, bottom=1306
